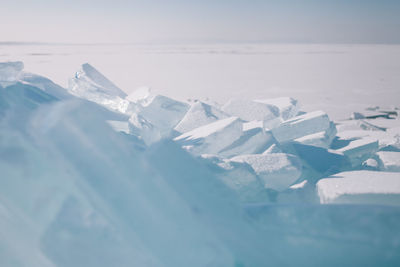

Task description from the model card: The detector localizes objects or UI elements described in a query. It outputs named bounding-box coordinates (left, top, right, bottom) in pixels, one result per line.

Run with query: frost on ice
left=1, top=61, right=400, bottom=267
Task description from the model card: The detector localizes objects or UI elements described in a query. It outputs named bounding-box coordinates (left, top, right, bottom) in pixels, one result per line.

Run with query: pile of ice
left=1, top=61, right=400, bottom=267
left=65, top=63, right=400, bottom=204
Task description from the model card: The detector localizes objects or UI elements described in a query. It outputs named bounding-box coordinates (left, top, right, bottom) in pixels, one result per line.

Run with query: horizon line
left=1, top=40, right=400, bottom=46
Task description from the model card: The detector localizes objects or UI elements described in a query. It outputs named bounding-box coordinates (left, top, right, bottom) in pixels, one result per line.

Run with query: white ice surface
left=336, top=137, right=379, bottom=167
left=317, top=171, right=400, bottom=206
left=231, top=153, right=302, bottom=191
left=174, top=101, right=228, bottom=133
left=295, top=121, right=337, bottom=148
left=174, top=117, right=243, bottom=155
left=3, top=44, right=400, bottom=121
left=377, top=152, right=400, bottom=172
left=221, top=98, right=279, bottom=122
left=271, top=110, right=332, bottom=143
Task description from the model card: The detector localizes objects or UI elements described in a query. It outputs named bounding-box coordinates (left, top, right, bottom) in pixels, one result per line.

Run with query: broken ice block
left=174, top=101, right=228, bottom=133
left=137, top=95, right=189, bottom=134
left=271, top=110, right=333, bottom=144
left=174, top=117, right=243, bottom=155
left=255, top=97, right=299, bottom=120
left=336, top=137, right=379, bottom=167
left=74, top=63, right=126, bottom=98
left=336, top=119, right=387, bottom=132
left=285, top=143, right=350, bottom=181
left=68, top=63, right=132, bottom=113
left=0, top=61, right=24, bottom=86
left=317, top=171, right=400, bottom=206
left=231, top=153, right=302, bottom=191
left=351, top=110, right=397, bottom=120
left=201, top=155, right=268, bottom=203
left=377, top=151, right=400, bottom=172
left=221, top=98, right=279, bottom=122
left=294, top=121, right=337, bottom=149
left=218, top=121, right=276, bottom=158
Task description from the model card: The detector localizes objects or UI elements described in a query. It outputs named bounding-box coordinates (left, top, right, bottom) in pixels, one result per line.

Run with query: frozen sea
left=1, top=42, right=400, bottom=266
left=1, top=42, right=399, bottom=120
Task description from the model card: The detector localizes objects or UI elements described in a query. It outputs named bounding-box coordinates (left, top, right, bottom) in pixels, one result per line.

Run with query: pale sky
left=1, top=0, right=400, bottom=44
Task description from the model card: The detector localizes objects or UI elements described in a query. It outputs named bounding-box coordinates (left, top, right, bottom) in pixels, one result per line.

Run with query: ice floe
left=317, top=171, right=400, bottom=206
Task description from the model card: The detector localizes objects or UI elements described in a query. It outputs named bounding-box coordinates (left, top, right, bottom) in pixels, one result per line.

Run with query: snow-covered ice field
left=1, top=43, right=400, bottom=120
left=1, top=43, right=400, bottom=266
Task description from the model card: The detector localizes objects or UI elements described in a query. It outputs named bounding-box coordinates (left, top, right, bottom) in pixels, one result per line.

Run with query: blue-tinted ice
left=1, top=62, right=400, bottom=267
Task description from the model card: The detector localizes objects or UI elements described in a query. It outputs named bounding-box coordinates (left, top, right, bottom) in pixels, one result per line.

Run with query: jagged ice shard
left=1, top=61, right=400, bottom=267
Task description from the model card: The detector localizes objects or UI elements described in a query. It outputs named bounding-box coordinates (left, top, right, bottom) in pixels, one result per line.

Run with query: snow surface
left=2, top=43, right=400, bottom=120
left=222, top=98, right=279, bottom=122
left=255, top=97, right=299, bottom=120
left=317, top=171, right=400, bottom=206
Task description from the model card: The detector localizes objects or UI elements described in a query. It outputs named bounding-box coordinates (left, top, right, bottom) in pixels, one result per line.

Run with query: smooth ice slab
left=317, top=171, right=400, bottom=206
left=377, top=151, right=400, bottom=172
left=271, top=110, right=333, bottom=144
left=174, top=117, right=243, bottom=155
left=221, top=98, right=279, bottom=122
left=174, top=101, right=228, bottom=133
left=231, top=153, right=302, bottom=191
